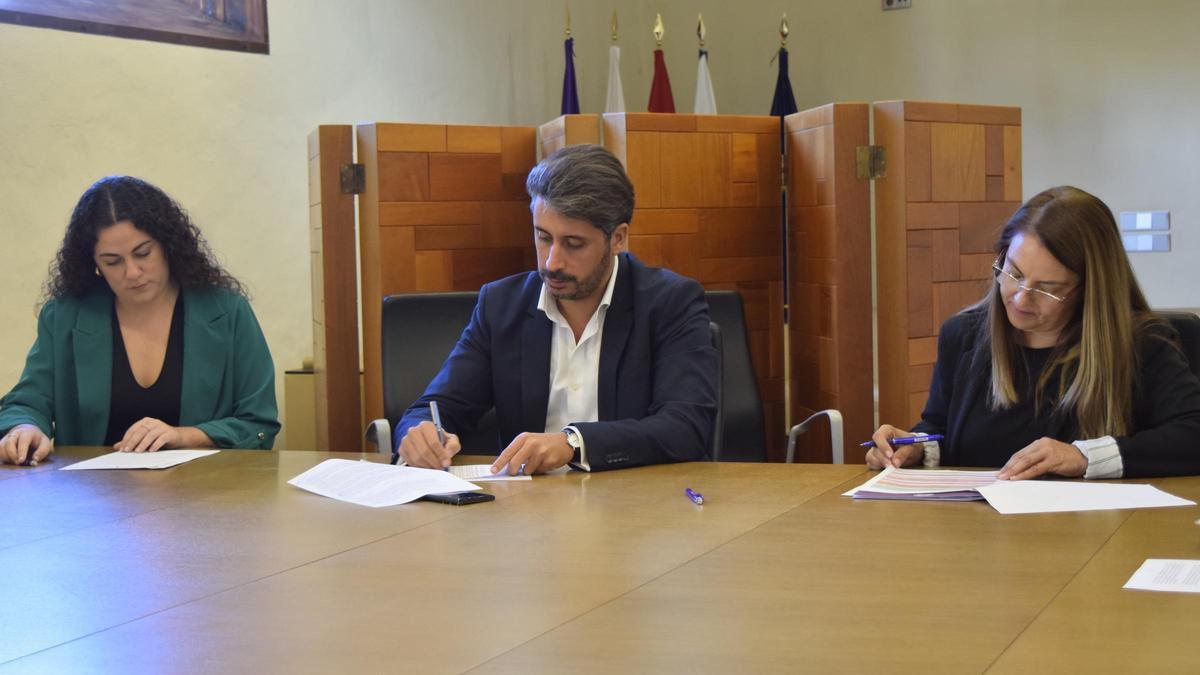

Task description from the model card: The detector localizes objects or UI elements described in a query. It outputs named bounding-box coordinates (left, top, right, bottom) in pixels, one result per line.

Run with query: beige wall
left=1, top=1, right=1196, bottom=447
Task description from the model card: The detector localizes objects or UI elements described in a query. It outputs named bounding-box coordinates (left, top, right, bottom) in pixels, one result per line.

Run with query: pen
left=860, top=434, right=943, bottom=449
left=685, top=487, right=704, bottom=505
left=430, top=401, right=447, bottom=446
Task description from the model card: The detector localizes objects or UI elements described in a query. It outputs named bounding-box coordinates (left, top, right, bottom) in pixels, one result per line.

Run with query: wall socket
left=883, top=0, right=912, bottom=10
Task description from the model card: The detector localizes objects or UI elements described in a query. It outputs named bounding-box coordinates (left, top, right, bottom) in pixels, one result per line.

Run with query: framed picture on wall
left=0, top=0, right=269, bottom=54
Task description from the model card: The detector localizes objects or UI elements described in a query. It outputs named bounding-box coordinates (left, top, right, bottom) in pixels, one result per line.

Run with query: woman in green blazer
left=0, top=176, right=279, bottom=465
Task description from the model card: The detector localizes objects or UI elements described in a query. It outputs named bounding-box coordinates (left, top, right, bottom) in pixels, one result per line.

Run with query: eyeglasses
left=992, top=263, right=1071, bottom=304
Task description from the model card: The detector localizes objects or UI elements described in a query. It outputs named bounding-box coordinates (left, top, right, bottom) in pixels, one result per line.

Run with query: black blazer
left=395, top=253, right=718, bottom=471
left=913, top=307, right=1200, bottom=477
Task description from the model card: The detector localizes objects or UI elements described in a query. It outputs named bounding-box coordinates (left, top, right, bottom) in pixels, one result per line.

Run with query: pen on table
left=859, top=433, right=943, bottom=449
left=685, top=487, right=704, bottom=505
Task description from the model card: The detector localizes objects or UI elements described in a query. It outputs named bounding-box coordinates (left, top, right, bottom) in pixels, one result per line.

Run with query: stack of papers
left=845, top=466, right=1196, bottom=514
left=289, top=459, right=481, bottom=507
left=61, top=450, right=219, bottom=470
left=845, top=467, right=997, bottom=501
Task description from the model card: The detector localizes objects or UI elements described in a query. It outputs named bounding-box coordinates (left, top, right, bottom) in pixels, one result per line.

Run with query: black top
left=104, top=296, right=185, bottom=445
left=954, top=346, right=1072, bottom=467
left=913, top=307, right=1200, bottom=477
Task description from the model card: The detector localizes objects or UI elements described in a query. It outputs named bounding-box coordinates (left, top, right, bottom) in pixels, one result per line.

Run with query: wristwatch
left=563, top=427, right=583, bottom=463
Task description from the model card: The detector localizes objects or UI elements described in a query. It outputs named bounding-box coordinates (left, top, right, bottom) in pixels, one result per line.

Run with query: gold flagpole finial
left=611, top=10, right=619, bottom=44
left=697, top=14, right=706, bottom=48
left=565, top=6, right=572, bottom=39
left=780, top=13, right=789, bottom=47
left=653, top=13, right=664, bottom=47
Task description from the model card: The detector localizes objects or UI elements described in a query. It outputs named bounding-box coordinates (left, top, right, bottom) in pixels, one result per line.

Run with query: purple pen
left=860, top=433, right=944, bottom=449
left=685, top=487, right=704, bottom=505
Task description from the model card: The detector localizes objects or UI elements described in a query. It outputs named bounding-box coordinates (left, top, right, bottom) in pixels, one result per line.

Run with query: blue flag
left=770, top=47, right=797, bottom=116
left=561, top=37, right=581, bottom=115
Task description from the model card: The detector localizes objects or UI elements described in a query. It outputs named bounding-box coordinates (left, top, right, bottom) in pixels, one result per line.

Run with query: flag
left=561, top=37, right=580, bottom=115
left=694, top=49, right=717, bottom=114
left=648, top=49, right=675, bottom=113
left=605, top=45, right=626, bottom=113
left=770, top=46, right=797, bottom=116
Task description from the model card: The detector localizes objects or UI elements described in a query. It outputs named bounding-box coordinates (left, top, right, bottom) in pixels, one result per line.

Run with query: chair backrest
left=381, top=292, right=499, bottom=453
left=1159, top=311, right=1200, bottom=377
left=705, top=290, right=767, bottom=461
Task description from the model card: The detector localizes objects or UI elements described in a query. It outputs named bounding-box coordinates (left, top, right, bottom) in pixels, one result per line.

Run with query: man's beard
left=541, top=247, right=613, bottom=301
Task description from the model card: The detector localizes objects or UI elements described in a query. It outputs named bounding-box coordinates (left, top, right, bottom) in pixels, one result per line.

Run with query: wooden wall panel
left=358, top=122, right=537, bottom=428
left=603, top=113, right=786, bottom=459
left=307, top=125, right=363, bottom=452
left=786, top=104, right=873, bottom=464
left=538, top=114, right=600, bottom=159
left=875, top=101, right=1022, bottom=430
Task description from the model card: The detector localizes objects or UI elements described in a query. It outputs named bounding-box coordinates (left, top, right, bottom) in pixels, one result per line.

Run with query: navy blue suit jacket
left=394, top=253, right=718, bottom=471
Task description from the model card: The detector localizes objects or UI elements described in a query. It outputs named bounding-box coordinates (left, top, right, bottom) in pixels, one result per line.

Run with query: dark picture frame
left=0, top=0, right=269, bottom=54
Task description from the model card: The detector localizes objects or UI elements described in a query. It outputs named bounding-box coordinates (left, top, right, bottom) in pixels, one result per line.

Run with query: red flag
left=647, top=49, right=675, bottom=113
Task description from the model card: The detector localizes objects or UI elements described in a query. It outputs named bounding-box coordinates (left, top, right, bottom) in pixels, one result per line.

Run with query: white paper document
left=288, top=459, right=481, bottom=508
left=1124, top=559, right=1200, bottom=593
left=976, top=480, right=1196, bottom=515
left=60, top=449, right=219, bottom=471
left=448, top=464, right=532, bottom=482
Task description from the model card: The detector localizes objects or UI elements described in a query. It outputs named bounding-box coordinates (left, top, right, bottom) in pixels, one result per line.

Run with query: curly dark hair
left=45, top=176, right=245, bottom=300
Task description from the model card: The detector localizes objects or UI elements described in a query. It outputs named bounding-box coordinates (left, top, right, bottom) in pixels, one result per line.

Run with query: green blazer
left=0, top=287, right=279, bottom=449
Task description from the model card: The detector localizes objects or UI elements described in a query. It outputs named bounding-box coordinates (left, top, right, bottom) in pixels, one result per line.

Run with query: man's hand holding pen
left=397, top=402, right=459, bottom=468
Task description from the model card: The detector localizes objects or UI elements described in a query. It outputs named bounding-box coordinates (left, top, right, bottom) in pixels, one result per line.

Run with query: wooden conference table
left=2, top=448, right=1198, bottom=674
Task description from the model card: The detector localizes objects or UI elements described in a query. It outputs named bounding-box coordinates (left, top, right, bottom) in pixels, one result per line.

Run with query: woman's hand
left=865, top=424, right=928, bottom=470
left=115, top=417, right=185, bottom=453
left=0, top=424, right=54, bottom=466
left=997, top=437, right=1087, bottom=480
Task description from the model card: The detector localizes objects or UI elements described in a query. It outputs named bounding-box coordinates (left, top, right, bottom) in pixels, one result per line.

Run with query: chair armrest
left=785, top=409, right=844, bottom=464
left=365, top=418, right=392, bottom=455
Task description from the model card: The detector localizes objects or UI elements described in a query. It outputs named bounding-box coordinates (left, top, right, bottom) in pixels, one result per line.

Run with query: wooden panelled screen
left=604, top=113, right=788, bottom=458
left=787, top=104, right=873, bottom=463
left=306, top=125, right=362, bottom=452
left=875, top=101, right=1022, bottom=429
left=356, top=123, right=538, bottom=427
left=309, top=101, right=1021, bottom=461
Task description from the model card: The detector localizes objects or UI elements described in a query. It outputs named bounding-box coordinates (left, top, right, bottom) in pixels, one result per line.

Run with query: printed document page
left=61, top=449, right=219, bottom=470
left=976, top=480, right=1195, bottom=515
left=1124, top=559, right=1200, bottom=593
left=448, top=464, right=532, bottom=482
left=289, top=458, right=480, bottom=507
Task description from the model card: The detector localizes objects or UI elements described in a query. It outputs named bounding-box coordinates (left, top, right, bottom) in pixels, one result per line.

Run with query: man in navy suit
left=395, top=144, right=717, bottom=473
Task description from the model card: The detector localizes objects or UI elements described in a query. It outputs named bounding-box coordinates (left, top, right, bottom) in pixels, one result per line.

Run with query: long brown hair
left=985, top=186, right=1156, bottom=437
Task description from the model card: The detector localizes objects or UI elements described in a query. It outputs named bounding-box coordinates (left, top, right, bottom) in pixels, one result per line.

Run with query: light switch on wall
left=1119, top=211, right=1170, bottom=252
left=1119, top=211, right=1170, bottom=231
left=1122, top=233, right=1170, bottom=252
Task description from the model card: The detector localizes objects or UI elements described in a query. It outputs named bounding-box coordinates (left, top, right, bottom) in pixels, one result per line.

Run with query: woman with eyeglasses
left=866, top=186, right=1200, bottom=479
left=0, top=176, right=280, bottom=466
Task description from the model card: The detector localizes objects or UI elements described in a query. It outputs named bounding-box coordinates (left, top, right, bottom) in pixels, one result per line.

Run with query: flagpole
left=772, top=14, right=796, bottom=445
left=560, top=6, right=580, bottom=115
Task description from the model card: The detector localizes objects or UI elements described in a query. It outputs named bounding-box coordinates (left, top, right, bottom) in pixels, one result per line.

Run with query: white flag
left=605, top=45, right=626, bottom=113
left=694, top=50, right=717, bottom=114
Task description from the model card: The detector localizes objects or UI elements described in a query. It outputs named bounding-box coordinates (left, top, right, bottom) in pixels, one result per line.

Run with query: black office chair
left=365, top=292, right=499, bottom=455
left=1159, top=311, right=1200, bottom=377
left=705, top=291, right=767, bottom=461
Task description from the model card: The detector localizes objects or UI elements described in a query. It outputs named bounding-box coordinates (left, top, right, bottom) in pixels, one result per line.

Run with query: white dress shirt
left=537, top=257, right=619, bottom=471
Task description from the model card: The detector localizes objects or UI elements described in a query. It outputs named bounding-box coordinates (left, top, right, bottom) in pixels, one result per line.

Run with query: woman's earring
left=94, top=267, right=102, bottom=277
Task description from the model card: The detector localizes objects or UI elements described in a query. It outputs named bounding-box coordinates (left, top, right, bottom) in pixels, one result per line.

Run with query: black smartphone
left=421, top=491, right=495, bottom=505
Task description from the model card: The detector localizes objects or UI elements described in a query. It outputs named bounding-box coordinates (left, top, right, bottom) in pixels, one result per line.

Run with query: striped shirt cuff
left=922, top=441, right=941, bottom=468
left=1073, top=436, right=1123, bottom=479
